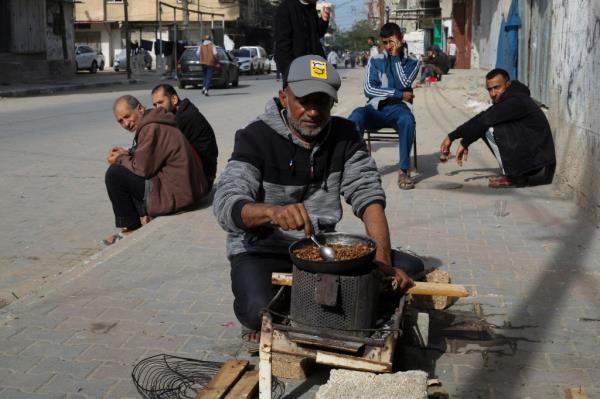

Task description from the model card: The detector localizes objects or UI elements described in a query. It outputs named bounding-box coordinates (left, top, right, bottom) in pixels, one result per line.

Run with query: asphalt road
left=0, top=73, right=290, bottom=305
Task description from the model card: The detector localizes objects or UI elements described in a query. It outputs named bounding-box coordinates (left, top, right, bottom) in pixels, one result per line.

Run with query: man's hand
left=268, top=203, right=312, bottom=237
left=456, top=143, right=468, bottom=166
left=106, top=146, right=128, bottom=165
left=320, top=5, right=331, bottom=21
left=375, top=260, right=414, bottom=291
left=439, top=135, right=452, bottom=162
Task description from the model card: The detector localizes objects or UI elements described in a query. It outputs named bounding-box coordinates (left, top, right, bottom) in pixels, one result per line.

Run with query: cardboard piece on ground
left=565, top=387, right=588, bottom=399
left=272, top=353, right=315, bottom=380
left=195, top=359, right=249, bottom=399
left=224, top=370, right=259, bottom=399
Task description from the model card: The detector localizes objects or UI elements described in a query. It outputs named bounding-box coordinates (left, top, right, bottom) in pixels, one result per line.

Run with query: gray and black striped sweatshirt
left=213, top=98, right=386, bottom=258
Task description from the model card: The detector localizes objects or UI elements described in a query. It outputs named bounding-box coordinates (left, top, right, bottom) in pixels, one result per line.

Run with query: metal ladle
left=310, top=234, right=336, bottom=261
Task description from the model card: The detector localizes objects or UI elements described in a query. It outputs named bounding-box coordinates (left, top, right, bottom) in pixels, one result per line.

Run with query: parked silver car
left=75, top=45, right=104, bottom=73
left=113, top=49, right=152, bottom=72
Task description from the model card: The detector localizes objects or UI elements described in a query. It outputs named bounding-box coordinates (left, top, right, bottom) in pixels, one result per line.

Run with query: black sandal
left=397, top=171, right=415, bottom=190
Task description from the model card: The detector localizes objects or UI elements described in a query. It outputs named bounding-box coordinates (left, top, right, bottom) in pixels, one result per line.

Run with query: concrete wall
left=10, top=0, right=46, bottom=54
left=548, top=0, right=600, bottom=218
left=470, top=0, right=504, bottom=69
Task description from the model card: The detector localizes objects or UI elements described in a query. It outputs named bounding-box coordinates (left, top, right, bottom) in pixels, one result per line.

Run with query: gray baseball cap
left=287, top=55, right=341, bottom=101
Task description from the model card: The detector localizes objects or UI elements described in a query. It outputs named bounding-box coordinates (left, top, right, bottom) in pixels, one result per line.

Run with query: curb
left=0, top=78, right=143, bottom=98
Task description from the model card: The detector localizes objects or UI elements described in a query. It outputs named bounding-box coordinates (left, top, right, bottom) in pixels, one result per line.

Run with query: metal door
left=452, top=0, right=472, bottom=69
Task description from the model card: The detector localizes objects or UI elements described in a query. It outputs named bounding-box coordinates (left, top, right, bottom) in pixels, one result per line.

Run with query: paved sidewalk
left=1, top=68, right=599, bottom=398
left=0, top=71, right=160, bottom=98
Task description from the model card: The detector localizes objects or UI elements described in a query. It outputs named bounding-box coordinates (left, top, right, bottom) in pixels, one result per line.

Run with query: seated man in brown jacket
left=104, top=95, right=209, bottom=244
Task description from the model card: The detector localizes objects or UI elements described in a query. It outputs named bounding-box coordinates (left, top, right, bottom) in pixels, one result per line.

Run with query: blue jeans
left=202, top=65, right=214, bottom=90
left=348, top=103, right=415, bottom=170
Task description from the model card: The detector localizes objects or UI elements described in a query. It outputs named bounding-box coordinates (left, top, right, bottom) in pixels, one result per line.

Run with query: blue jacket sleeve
left=363, top=58, right=400, bottom=99
left=391, top=57, right=420, bottom=88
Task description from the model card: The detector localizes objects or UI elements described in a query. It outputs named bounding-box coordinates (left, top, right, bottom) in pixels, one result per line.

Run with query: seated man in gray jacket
left=213, top=55, right=416, bottom=341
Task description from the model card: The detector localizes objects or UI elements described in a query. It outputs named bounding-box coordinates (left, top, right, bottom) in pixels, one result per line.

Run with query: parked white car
left=238, top=46, right=269, bottom=74
left=75, top=45, right=103, bottom=73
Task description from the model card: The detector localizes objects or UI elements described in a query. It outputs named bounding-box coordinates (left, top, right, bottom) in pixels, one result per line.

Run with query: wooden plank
left=272, top=273, right=469, bottom=297
left=315, top=351, right=390, bottom=372
left=224, top=370, right=259, bottom=399
left=195, top=359, right=249, bottom=399
left=564, top=387, right=588, bottom=399
left=259, top=313, right=274, bottom=399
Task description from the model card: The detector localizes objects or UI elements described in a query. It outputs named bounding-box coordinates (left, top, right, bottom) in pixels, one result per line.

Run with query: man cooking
left=213, top=55, right=417, bottom=342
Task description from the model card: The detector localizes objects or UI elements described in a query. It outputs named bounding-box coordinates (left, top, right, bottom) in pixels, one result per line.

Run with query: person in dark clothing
left=151, top=84, right=219, bottom=188
left=274, top=0, right=330, bottom=81
left=440, top=68, right=556, bottom=188
left=104, top=95, right=209, bottom=245
left=418, top=45, right=450, bottom=83
left=213, top=55, right=419, bottom=343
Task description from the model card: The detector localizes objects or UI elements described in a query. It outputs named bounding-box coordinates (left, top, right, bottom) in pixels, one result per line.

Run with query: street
left=0, top=72, right=321, bottom=305
left=1, top=68, right=600, bottom=398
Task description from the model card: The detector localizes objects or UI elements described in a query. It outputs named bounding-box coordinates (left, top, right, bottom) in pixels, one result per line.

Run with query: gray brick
left=11, top=327, right=74, bottom=345
left=122, top=333, right=188, bottom=352
left=547, top=353, right=600, bottom=371
left=0, top=388, right=66, bottom=399
left=77, top=345, right=147, bottom=365
left=0, top=339, right=33, bottom=355
left=29, top=357, right=100, bottom=379
left=104, top=379, right=139, bottom=399
left=20, top=342, right=88, bottom=361
left=38, top=373, right=117, bottom=397
left=0, top=370, right=54, bottom=393
left=0, top=354, right=42, bottom=373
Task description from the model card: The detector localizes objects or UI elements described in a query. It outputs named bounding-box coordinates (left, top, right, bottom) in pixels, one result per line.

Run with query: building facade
left=0, top=0, right=76, bottom=83
left=74, top=0, right=277, bottom=68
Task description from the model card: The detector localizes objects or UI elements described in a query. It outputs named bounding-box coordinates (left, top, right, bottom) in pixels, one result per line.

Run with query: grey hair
left=113, top=95, right=141, bottom=112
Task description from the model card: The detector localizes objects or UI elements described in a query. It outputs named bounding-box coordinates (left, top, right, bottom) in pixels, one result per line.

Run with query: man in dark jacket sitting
left=151, top=84, right=219, bottom=189
left=440, top=68, right=556, bottom=187
left=274, top=0, right=330, bottom=81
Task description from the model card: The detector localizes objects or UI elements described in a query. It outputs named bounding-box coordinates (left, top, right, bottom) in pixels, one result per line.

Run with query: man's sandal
left=488, top=175, right=528, bottom=188
left=397, top=172, right=415, bottom=190
left=240, top=328, right=260, bottom=355
left=102, top=232, right=124, bottom=246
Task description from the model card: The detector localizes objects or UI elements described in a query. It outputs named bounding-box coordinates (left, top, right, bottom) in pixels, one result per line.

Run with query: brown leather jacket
left=198, top=41, right=218, bottom=67
left=116, top=108, right=209, bottom=216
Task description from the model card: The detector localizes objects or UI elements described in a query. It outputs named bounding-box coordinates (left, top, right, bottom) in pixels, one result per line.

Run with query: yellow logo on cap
left=310, top=60, right=327, bottom=79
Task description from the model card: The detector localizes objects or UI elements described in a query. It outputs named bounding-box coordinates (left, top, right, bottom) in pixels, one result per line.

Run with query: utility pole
left=124, top=0, right=131, bottom=80
left=182, top=0, right=189, bottom=31
left=378, top=0, right=385, bottom=28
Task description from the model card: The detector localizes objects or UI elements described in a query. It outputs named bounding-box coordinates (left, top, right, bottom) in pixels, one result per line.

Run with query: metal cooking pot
left=289, top=232, right=377, bottom=275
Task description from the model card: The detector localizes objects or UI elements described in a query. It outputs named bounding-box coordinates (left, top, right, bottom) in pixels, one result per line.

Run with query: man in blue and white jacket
left=348, top=23, right=419, bottom=189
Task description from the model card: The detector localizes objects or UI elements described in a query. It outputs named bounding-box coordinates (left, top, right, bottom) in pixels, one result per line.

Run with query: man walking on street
left=327, top=49, right=338, bottom=68
left=151, top=84, right=219, bottom=189
left=213, top=55, right=418, bottom=343
left=367, top=36, right=379, bottom=58
left=197, top=35, right=220, bottom=96
left=274, top=0, right=330, bottom=81
left=440, top=68, right=556, bottom=188
left=348, top=23, right=420, bottom=190
left=104, top=95, right=209, bottom=244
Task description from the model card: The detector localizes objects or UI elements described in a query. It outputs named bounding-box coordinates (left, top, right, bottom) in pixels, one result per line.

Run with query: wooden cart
left=258, top=288, right=407, bottom=399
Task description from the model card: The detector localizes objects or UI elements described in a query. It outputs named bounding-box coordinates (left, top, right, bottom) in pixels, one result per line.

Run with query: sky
left=325, top=0, right=368, bottom=31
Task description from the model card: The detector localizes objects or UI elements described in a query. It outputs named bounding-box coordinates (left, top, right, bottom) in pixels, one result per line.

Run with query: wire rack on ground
left=131, top=354, right=285, bottom=399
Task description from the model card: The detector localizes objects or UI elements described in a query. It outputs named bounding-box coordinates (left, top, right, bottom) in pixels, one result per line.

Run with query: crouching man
left=213, top=55, right=419, bottom=345
left=104, top=95, right=209, bottom=244
left=440, top=68, right=556, bottom=187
